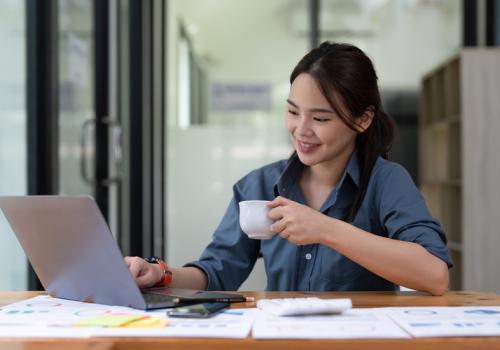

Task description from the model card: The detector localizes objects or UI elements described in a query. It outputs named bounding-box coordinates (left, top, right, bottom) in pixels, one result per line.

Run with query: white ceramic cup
left=238, top=200, right=275, bottom=240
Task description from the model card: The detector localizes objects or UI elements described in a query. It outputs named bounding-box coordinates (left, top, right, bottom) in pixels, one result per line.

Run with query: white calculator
left=256, top=297, right=352, bottom=316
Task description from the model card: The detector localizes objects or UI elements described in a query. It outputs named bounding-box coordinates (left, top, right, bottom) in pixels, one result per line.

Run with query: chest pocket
left=316, top=246, right=366, bottom=287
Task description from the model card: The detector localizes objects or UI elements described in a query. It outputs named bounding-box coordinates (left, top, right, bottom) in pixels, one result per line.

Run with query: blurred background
left=1, top=0, right=498, bottom=293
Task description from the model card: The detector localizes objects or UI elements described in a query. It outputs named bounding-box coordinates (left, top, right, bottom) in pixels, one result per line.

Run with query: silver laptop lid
left=0, top=196, right=147, bottom=309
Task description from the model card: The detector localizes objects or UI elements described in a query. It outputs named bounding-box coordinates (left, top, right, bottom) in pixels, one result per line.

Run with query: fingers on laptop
left=136, top=271, right=156, bottom=288
left=124, top=256, right=149, bottom=286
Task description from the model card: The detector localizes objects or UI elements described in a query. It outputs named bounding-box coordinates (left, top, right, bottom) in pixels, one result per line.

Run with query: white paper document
left=252, top=308, right=410, bottom=339
left=0, top=295, right=144, bottom=338
left=0, top=295, right=255, bottom=339
left=386, top=306, right=500, bottom=337
left=3, top=296, right=500, bottom=339
left=98, top=308, right=257, bottom=338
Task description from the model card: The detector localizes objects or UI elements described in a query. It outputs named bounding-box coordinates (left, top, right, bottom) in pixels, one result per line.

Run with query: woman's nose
left=296, top=117, right=313, bottom=137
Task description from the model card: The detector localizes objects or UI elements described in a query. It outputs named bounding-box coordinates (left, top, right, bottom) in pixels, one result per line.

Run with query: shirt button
left=305, top=253, right=312, bottom=260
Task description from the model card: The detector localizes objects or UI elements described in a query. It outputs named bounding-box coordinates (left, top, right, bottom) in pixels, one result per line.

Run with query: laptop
left=0, top=195, right=246, bottom=310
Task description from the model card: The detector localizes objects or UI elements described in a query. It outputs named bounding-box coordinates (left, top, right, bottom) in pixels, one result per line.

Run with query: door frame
left=126, top=0, right=166, bottom=258
left=26, top=0, right=59, bottom=290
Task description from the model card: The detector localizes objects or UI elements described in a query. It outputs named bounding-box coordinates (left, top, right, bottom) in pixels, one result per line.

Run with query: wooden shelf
left=420, top=53, right=462, bottom=289
left=421, top=179, right=461, bottom=186
left=420, top=49, right=500, bottom=293
left=429, top=119, right=459, bottom=131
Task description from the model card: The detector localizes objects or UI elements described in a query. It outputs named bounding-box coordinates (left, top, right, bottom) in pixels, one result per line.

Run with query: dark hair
left=290, top=41, right=395, bottom=221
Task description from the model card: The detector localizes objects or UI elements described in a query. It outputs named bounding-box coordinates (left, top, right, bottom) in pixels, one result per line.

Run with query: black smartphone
left=166, top=302, right=229, bottom=318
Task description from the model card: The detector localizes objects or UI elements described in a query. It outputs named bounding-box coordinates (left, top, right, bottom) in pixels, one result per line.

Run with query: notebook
left=0, top=195, right=246, bottom=310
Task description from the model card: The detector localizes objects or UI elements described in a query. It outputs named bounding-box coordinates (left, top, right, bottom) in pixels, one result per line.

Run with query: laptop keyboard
left=142, top=292, right=176, bottom=304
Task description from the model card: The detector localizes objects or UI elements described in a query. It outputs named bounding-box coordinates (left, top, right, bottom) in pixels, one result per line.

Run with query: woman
left=126, top=42, right=452, bottom=295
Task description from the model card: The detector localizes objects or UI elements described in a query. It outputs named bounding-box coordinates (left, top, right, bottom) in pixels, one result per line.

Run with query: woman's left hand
left=267, top=196, right=332, bottom=245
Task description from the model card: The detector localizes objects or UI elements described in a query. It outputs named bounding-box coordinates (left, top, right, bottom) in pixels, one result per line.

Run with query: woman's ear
left=355, top=106, right=375, bottom=133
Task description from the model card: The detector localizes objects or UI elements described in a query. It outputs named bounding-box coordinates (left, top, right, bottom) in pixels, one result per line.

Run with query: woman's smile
left=296, top=140, right=321, bottom=154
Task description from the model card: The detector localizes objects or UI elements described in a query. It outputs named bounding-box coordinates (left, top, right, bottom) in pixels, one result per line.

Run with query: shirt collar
left=344, top=150, right=361, bottom=188
left=273, top=154, right=303, bottom=198
left=273, top=150, right=361, bottom=198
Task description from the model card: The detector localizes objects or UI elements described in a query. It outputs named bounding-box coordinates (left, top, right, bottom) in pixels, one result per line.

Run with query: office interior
left=0, top=0, right=499, bottom=294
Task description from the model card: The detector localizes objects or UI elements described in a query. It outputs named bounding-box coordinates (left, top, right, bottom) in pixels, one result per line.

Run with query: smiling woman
left=126, top=41, right=452, bottom=296
left=285, top=42, right=394, bottom=221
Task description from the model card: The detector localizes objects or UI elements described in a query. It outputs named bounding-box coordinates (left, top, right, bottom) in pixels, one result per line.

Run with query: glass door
left=1, top=0, right=165, bottom=290
left=58, top=0, right=121, bottom=233
left=58, top=0, right=95, bottom=198
left=57, top=0, right=166, bottom=256
left=56, top=0, right=166, bottom=257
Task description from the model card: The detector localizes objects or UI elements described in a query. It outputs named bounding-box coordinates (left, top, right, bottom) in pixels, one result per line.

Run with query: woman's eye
left=314, top=117, right=330, bottom=122
left=288, top=110, right=298, bottom=116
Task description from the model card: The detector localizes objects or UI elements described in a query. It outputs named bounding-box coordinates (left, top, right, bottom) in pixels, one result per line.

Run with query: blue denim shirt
left=186, top=152, right=453, bottom=291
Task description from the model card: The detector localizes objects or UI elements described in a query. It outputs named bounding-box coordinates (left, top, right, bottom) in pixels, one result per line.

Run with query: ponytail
left=345, top=109, right=394, bottom=221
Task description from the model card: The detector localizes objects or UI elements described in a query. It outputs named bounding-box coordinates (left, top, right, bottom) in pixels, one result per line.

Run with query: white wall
left=363, top=0, right=461, bottom=89
left=166, top=126, right=292, bottom=290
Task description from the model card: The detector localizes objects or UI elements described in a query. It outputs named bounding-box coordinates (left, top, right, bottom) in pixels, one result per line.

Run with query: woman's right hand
left=124, top=256, right=163, bottom=288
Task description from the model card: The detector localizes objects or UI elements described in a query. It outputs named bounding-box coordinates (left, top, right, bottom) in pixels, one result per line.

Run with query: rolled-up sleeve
left=377, top=164, right=453, bottom=268
left=184, top=182, right=261, bottom=291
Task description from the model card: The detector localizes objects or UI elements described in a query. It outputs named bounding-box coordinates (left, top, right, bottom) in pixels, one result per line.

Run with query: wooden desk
left=1, top=291, right=499, bottom=350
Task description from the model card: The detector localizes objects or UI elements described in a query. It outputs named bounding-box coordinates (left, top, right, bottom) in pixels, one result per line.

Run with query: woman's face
left=286, top=73, right=358, bottom=168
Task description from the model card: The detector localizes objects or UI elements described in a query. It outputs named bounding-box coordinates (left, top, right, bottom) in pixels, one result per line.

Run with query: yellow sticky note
left=124, top=316, right=170, bottom=329
left=76, top=315, right=146, bottom=327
